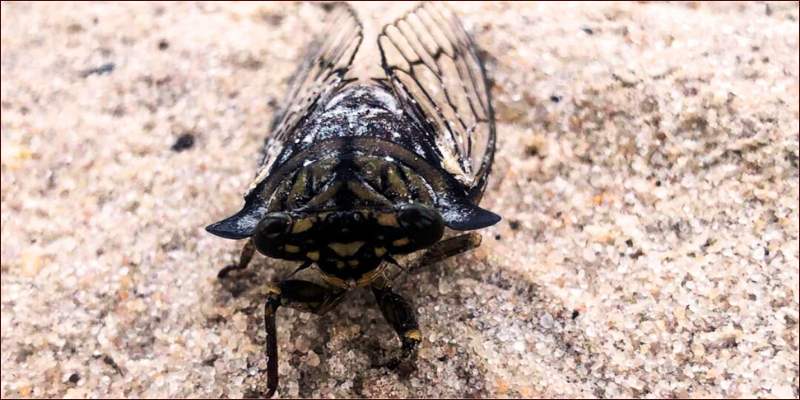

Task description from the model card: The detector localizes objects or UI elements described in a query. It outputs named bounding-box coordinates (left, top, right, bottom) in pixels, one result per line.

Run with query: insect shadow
left=208, top=247, right=575, bottom=398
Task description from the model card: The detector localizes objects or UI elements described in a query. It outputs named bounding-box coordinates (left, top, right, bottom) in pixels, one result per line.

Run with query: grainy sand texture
left=2, top=1, right=799, bottom=398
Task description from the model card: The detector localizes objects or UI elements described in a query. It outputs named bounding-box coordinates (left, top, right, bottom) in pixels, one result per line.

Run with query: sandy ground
left=2, top=1, right=799, bottom=398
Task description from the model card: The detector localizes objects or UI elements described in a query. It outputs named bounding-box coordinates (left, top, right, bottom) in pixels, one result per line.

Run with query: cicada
left=207, top=2, right=499, bottom=396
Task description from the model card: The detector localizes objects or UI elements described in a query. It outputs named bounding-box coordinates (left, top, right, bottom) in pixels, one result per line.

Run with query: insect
left=206, top=2, right=498, bottom=396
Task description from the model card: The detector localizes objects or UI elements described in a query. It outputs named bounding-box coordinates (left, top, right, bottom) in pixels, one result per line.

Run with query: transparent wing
left=378, top=1, right=495, bottom=199
left=250, top=3, right=363, bottom=192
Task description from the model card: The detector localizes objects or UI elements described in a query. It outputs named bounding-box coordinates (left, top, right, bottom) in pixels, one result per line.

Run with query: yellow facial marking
left=328, top=241, right=366, bottom=257
left=377, top=213, right=398, bottom=227
left=374, top=247, right=387, bottom=257
left=284, top=244, right=300, bottom=253
left=404, top=329, right=422, bottom=341
left=392, top=237, right=410, bottom=247
left=306, top=251, right=320, bottom=261
left=292, top=218, right=313, bottom=233
left=336, top=261, right=346, bottom=269
left=348, top=259, right=359, bottom=267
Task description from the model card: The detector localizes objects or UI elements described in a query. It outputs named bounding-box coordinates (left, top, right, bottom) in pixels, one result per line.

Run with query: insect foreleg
left=372, top=279, right=422, bottom=369
left=217, top=240, right=256, bottom=278
left=408, top=232, right=483, bottom=272
left=263, top=280, right=347, bottom=398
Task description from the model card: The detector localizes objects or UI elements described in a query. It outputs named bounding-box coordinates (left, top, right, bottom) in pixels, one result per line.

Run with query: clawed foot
left=217, top=241, right=255, bottom=279
left=217, top=263, right=241, bottom=278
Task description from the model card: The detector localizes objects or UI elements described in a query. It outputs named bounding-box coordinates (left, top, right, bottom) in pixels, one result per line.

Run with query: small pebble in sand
left=20, top=249, right=43, bottom=277
left=1, top=145, right=33, bottom=170
left=306, top=350, right=320, bottom=367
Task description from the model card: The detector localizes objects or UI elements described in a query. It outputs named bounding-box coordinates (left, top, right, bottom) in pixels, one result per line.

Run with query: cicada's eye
left=253, top=212, right=293, bottom=257
left=397, top=203, right=445, bottom=250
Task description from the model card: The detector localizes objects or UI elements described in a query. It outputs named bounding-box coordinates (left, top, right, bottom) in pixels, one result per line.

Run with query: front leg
left=408, top=232, right=482, bottom=272
left=372, top=278, right=422, bottom=369
left=217, top=240, right=256, bottom=278
left=263, top=280, right=346, bottom=398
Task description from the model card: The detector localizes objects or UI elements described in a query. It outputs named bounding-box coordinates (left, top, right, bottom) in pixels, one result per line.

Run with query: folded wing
left=378, top=1, right=495, bottom=202
left=251, top=3, right=364, bottom=193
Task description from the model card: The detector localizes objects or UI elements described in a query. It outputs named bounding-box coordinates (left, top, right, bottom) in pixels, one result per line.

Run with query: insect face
left=251, top=204, right=445, bottom=280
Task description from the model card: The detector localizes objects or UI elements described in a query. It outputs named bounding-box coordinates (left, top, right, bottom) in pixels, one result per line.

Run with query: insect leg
left=217, top=240, right=256, bottom=278
left=371, top=278, right=422, bottom=369
left=264, top=280, right=347, bottom=398
left=408, top=232, right=482, bottom=272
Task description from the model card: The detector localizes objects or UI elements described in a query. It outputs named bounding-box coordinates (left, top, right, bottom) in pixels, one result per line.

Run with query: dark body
left=206, top=2, right=498, bottom=397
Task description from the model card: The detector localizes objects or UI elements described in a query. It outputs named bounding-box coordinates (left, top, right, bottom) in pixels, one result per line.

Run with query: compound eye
left=253, top=212, right=293, bottom=257
left=397, top=203, right=444, bottom=249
